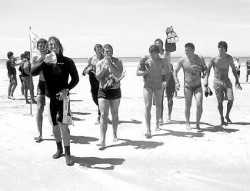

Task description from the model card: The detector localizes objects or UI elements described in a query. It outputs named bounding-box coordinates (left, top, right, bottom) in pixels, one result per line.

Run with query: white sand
left=0, top=63, right=250, bottom=191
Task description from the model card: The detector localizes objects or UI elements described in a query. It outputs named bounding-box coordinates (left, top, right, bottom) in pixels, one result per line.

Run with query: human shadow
left=70, top=100, right=83, bottom=102
left=201, top=126, right=239, bottom=133
left=160, top=120, right=214, bottom=127
left=152, top=129, right=204, bottom=138
left=72, top=116, right=85, bottom=121
left=72, top=112, right=91, bottom=115
left=229, top=122, right=250, bottom=126
left=119, top=119, right=142, bottom=124
left=103, top=138, right=164, bottom=150
left=35, top=138, right=55, bottom=143
left=70, top=135, right=98, bottom=144
left=72, top=156, right=125, bottom=170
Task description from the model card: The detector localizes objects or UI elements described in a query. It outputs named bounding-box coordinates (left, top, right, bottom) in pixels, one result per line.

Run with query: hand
left=235, top=82, right=242, bottom=90
left=175, top=83, right=180, bottom=91
left=44, top=53, right=53, bottom=63
left=56, top=89, right=68, bottom=100
left=203, top=81, right=208, bottom=87
left=162, top=81, right=167, bottom=89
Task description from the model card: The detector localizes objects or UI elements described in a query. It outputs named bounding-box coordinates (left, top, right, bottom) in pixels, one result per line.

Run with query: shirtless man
left=204, top=41, right=242, bottom=126
left=136, top=45, right=170, bottom=138
left=83, top=44, right=104, bottom=124
left=32, top=38, right=47, bottom=142
left=174, top=43, right=207, bottom=130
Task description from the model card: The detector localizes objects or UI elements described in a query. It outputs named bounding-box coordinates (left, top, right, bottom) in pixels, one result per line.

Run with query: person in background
left=95, top=44, right=123, bottom=147
left=18, top=54, right=25, bottom=96
left=31, top=36, right=79, bottom=166
left=32, top=38, right=48, bottom=142
left=21, top=51, right=37, bottom=104
left=204, top=41, right=242, bottom=126
left=234, top=57, right=241, bottom=79
left=6, top=51, right=19, bottom=100
left=246, top=59, right=250, bottom=83
left=82, top=44, right=104, bottom=124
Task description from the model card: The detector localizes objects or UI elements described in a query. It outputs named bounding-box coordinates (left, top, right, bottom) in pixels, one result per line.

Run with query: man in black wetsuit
left=31, top=36, right=79, bottom=166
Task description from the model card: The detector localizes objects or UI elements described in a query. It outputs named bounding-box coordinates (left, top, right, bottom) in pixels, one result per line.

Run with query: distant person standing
left=6, top=51, right=19, bottom=100
left=204, top=41, right=242, bottom=126
left=246, top=60, right=250, bottom=83
left=174, top=43, right=207, bottom=130
left=136, top=45, right=170, bottom=138
left=82, top=44, right=104, bottom=124
left=31, top=38, right=48, bottom=142
left=96, top=44, right=123, bottom=147
left=21, top=51, right=37, bottom=104
left=31, top=36, right=79, bottom=166
left=234, top=57, right=241, bottom=79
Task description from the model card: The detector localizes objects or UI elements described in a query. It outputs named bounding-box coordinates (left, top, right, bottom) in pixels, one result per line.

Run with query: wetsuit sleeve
left=68, top=59, right=79, bottom=90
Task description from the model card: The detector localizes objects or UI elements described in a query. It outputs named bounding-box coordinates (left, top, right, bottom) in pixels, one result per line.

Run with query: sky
left=1, top=0, right=250, bottom=59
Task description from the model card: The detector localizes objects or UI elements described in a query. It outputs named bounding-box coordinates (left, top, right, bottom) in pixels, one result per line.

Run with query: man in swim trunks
left=31, top=38, right=48, bottom=142
left=174, top=43, right=207, bottom=130
left=83, top=44, right=104, bottom=124
left=136, top=45, right=170, bottom=138
left=95, top=44, right=123, bottom=147
left=246, top=60, right=250, bottom=83
left=204, top=41, right=242, bottom=126
left=31, top=36, right=79, bottom=165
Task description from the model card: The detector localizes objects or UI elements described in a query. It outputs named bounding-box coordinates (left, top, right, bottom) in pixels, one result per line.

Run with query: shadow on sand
left=201, top=126, right=239, bottom=133
left=72, top=112, right=91, bottom=115
left=152, top=129, right=204, bottom=138
left=102, top=138, right=164, bottom=150
left=119, top=119, right=142, bottom=124
left=72, top=156, right=125, bottom=170
left=70, top=135, right=98, bottom=144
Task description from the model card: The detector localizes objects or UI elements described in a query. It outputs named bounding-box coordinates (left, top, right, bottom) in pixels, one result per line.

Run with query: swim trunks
left=213, top=78, right=234, bottom=103
left=184, top=83, right=202, bottom=93
left=98, top=88, right=121, bottom=100
left=144, top=80, right=162, bottom=92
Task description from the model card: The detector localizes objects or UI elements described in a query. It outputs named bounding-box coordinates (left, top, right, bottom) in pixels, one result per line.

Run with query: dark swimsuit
left=184, top=83, right=202, bottom=93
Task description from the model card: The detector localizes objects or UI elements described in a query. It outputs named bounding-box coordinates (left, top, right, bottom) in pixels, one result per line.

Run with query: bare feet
left=96, top=142, right=106, bottom=147
left=225, top=115, right=232, bottom=123
left=155, top=126, right=160, bottom=131
left=186, top=124, right=192, bottom=130
left=34, top=136, right=43, bottom=143
left=145, top=131, right=152, bottom=139
left=196, top=124, right=201, bottom=130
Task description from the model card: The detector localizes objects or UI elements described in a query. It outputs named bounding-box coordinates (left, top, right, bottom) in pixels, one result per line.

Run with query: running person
left=136, top=45, right=170, bottom=138
left=82, top=44, right=104, bottom=124
left=174, top=43, right=207, bottom=130
left=204, top=41, right=242, bottom=126
left=31, top=38, right=48, bottom=142
left=31, top=36, right=79, bottom=165
left=95, top=44, right=123, bottom=147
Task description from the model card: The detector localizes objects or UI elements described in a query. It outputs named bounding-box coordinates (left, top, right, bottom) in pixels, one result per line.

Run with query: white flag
left=29, top=29, right=41, bottom=59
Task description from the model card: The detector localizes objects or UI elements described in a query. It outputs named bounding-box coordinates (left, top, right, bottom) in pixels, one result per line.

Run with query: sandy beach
left=0, top=62, right=250, bottom=191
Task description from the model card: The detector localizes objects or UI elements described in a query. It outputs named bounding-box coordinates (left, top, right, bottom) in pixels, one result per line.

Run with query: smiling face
left=37, top=42, right=47, bottom=54
left=185, top=46, right=194, bottom=58
left=104, top=47, right=113, bottom=58
left=48, top=39, right=60, bottom=54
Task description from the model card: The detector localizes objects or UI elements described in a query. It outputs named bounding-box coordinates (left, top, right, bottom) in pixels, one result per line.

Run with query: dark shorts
left=213, top=78, right=234, bottom=103
left=49, top=97, right=64, bottom=126
left=98, top=88, right=121, bottom=100
left=37, top=80, right=45, bottom=95
left=8, top=74, right=17, bottom=83
left=184, top=83, right=202, bottom=93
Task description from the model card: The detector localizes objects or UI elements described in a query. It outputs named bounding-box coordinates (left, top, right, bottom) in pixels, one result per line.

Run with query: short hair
left=37, top=38, right=47, bottom=48
left=20, top=53, right=25, bottom=60
left=218, top=41, right=228, bottom=52
left=94, top=44, right=103, bottom=52
left=185, top=43, right=195, bottom=50
left=149, top=45, right=160, bottom=53
left=103, top=44, right=113, bottom=52
left=47, top=36, right=64, bottom=54
left=24, top=51, right=30, bottom=60
left=7, top=51, right=13, bottom=59
left=154, top=38, right=163, bottom=46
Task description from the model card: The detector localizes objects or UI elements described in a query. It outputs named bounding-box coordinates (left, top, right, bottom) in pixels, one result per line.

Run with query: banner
left=29, top=28, right=41, bottom=60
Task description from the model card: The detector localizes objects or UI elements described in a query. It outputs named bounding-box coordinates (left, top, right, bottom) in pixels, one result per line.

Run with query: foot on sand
left=52, top=150, right=63, bottom=159
left=145, top=131, right=152, bottom=139
left=96, top=142, right=106, bottom=147
left=186, top=124, right=192, bottom=130
left=34, top=136, right=43, bottom=143
left=155, top=126, right=160, bottom=131
left=65, top=155, right=74, bottom=166
left=225, top=115, right=232, bottom=123
left=32, top=100, right=37, bottom=104
left=196, top=124, right=201, bottom=131
left=26, top=101, right=31, bottom=104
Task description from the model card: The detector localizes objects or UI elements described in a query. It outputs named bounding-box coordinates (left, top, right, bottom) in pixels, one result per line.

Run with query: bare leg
left=10, top=80, right=17, bottom=97
left=166, top=88, right=174, bottom=121
left=194, top=87, right=203, bottom=130
left=154, top=89, right=163, bottom=131
left=225, top=100, right=233, bottom=123
left=35, top=95, right=45, bottom=141
left=184, top=87, right=193, bottom=130
left=97, top=98, right=109, bottom=146
left=159, top=88, right=164, bottom=123
left=60, top=123, right=71, bottom=146
left=143, top=88, right=153, bottom=137
left=110, top=99, right=120, bottom=142
left=217, top=103, right=226, bottom=126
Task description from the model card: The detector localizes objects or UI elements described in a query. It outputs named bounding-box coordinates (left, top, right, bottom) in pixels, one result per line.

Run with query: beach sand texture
left=0, top=62, right=250, bottom=191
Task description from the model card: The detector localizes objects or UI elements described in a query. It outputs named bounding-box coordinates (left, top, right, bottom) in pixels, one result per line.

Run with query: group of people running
left=5, top=35, right=246, bottom=166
